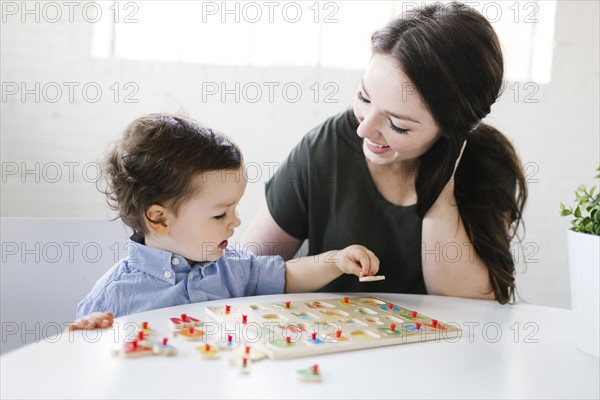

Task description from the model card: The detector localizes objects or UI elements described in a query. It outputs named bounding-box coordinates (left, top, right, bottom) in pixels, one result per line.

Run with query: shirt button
left=171, top=257, right=180, bottom=266
left=188, top=272, right=194, bottom=280
left=164, top=270, right=172, bottom=279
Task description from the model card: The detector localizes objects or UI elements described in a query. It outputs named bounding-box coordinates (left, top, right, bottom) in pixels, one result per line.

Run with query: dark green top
left=266, top=109, right=426, bottom=294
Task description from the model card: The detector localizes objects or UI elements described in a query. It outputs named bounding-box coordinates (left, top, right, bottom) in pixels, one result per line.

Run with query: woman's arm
left=241, top=201, right=303, bottom=260
left=421, top=142, right=495, bottom=300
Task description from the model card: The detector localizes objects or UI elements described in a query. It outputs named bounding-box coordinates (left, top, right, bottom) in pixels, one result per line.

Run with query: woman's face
left=353, top=54, right=441, bottom=168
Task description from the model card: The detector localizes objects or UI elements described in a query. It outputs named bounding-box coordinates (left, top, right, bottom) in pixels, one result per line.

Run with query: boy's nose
left=229, top=213, right=241, bottom=229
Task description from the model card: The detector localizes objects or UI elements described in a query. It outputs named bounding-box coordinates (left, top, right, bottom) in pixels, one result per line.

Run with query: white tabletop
left=2, top=293, right=599, bottom=399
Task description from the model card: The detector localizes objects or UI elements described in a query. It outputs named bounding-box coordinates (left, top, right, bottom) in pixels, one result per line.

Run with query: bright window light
left=91, top=1, right=556, bottom=83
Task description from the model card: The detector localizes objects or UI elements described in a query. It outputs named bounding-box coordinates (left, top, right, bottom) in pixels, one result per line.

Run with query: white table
left=2, top=293, right=598, bottom=399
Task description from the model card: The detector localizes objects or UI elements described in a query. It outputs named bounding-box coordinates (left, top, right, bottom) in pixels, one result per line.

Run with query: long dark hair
left=371, top=2, right=527, bottom=303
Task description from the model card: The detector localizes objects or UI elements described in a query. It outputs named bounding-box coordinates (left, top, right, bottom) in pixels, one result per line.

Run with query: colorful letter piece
left=173, top=325, right=205, bottom=341
left=169, top=313, right=202, bottom=330
left=296, top=364, right=321, bottom=382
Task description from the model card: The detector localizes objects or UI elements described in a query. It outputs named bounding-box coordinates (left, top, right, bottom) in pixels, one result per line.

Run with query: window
left=92, top=1, right=556, bottom=83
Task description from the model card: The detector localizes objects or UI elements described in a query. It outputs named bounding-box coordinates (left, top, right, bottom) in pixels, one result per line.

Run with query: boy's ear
left=144, top=205, right=170, bottom=236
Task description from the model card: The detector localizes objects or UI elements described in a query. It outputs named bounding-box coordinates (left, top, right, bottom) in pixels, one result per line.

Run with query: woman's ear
left=144, top=205, right=170, bottom=236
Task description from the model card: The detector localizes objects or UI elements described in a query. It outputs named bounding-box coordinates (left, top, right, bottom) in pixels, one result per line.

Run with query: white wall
left=1, top=0, right=598, bottom=325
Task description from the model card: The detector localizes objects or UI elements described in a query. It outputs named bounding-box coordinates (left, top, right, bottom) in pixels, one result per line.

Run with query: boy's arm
left=284, top=245, right=379, bottom=293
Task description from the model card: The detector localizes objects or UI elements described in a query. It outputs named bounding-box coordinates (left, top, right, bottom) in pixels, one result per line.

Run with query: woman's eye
left=389, top=120, right=408, bottom=134
left=357, top=91, right=370, bottom=103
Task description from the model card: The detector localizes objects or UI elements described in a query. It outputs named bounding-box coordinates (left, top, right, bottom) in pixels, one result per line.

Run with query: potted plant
left=560, top=166, right=599, bottom=358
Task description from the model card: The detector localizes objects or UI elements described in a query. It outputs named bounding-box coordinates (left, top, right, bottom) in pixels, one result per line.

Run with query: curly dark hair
left=101, top=113, right=242, bottom=233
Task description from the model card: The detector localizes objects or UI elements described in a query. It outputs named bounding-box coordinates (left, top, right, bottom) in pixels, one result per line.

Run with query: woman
left=242, top=2, right=527, bottom=304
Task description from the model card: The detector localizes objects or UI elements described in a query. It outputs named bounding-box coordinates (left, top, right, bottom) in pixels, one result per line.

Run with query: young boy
left=72, top=113, right=379, bottom=330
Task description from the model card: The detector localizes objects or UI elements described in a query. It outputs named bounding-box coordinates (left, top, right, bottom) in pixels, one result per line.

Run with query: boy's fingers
left=69, top=312, right=114, bottom=331
left=68, top=323, right=79, bottom=331
left=367, top=250, right=380, bottom=275
left=98, top=313, right=114, bottom=328
left=343, top=248, right=363, bottom=276
left=354, top=249, right=372, bottom=276
left=353, top=260, right=365, bottom=277
left=99, top=319, right=113, bottom=328
left=69, top=319, right=92, bottom=331
left=354, top=248, right=378, bottom=276
left=342, top=246, right=380, bottom=277
left=83, top=320, right=97, bottom=330
left=361, top=256, right=371, bottom=276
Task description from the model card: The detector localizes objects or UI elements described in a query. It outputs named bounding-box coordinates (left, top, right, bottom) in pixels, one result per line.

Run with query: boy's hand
left=69, top=311, right=114, bottom=331
left=336, top=245, right=379, bottom=277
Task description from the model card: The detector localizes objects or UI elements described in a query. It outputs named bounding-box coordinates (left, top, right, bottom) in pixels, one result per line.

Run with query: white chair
left=1, top=218, right=130, bottom=354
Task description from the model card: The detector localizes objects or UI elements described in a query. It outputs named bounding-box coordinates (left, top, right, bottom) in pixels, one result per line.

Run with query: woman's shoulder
left=305, top=108, right=358, bottom=142
left=303, top=108, right=360, bottom=147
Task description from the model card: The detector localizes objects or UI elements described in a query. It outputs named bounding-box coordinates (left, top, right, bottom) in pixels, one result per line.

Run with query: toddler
left=72, top=113, right=379, bottom=329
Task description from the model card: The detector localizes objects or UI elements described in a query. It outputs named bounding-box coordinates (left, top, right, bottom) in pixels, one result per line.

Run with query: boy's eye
left=214, top=212, right=227, bottom=220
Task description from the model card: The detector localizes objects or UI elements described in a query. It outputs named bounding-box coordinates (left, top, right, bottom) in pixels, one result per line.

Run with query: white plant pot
left=567, top=230, right=600, bottom=358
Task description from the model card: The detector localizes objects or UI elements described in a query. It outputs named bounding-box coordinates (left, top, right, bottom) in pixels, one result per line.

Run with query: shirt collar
left=126, top=234, right=215, bottom=284
left=124, top=240, right=184, bottom=284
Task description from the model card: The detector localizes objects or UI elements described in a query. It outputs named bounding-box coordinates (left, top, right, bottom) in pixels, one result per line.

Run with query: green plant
left=560, top=167, right=600, bottom=235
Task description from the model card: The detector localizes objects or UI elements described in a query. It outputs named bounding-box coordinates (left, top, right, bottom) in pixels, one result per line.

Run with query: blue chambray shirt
left=75, top=240, right=286, bottom=318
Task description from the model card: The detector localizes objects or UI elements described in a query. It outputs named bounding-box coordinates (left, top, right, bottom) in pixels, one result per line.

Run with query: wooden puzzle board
left=205, top=296, right=461, bottom=360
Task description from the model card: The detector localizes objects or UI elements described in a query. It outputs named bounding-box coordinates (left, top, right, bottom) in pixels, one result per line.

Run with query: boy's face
left=164, top=167, right=247, bottom=263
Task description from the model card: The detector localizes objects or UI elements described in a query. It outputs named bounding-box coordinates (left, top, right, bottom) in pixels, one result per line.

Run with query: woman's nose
left=356, top=113, right=381, bottom=140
